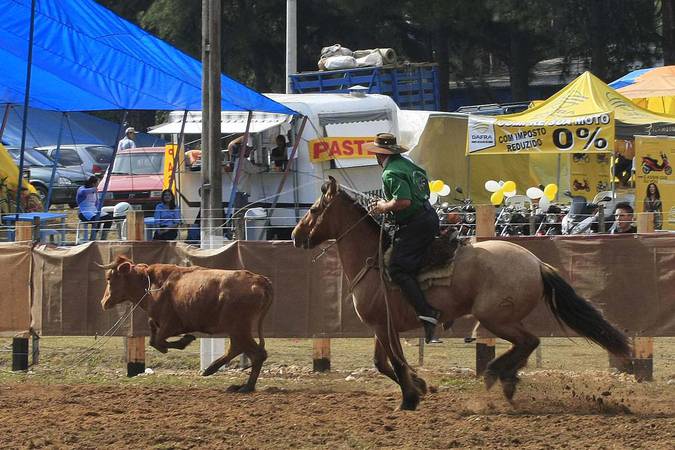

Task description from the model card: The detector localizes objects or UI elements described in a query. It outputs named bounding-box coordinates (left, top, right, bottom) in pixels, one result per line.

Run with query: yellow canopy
left=505, top=71, right=675, bottom=126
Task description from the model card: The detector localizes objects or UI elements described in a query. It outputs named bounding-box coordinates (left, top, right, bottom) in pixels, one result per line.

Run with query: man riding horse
left=366, top=133, right=442, bottom=344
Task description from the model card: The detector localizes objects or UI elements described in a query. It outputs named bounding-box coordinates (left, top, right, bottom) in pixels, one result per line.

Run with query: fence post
left=312, top=337, right=331, bottom=372
left=12, top=221, right=34, bottom=371
left=632, top=212, right=654, bottom=381
left=125, top=211, right=146, bottom=377
left=474, top=204, right=496, bottom=376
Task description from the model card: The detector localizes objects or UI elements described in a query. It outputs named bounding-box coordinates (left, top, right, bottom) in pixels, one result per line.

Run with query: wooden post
left=474, top=204, right=496, bottom=376
left=620, top=212, right=653, bottom=381
left=632, top=337, right=654, bottom=382
left=125, top=210, right=146, bottom=377
left=12, top=221, right=33, bottom=371
left=312, top=338, right=331, bottom=372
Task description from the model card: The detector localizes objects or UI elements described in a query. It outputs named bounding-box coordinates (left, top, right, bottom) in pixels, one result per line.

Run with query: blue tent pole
left=14, top=0, right=37, bottom=216
left=0, top=104, right=11, bottom=142
left=96, top=111, right=128, bottom=215
left=45, top=113, right=66, bottom=209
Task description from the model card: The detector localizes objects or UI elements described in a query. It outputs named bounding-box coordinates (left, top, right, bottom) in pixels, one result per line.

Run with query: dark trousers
left=78, top=212, right=113, bottom=240
left=388, top=204, right=440, bottom=317
left=153, top=227, right=178, bottom=240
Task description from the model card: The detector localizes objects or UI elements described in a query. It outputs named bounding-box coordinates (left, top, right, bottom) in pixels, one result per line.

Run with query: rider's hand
left=369, top=199, right=388, bottom=215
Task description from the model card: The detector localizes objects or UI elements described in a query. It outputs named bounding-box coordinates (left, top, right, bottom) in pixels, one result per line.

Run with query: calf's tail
left=540, top=262, right=631, bottom=357
left=255, top=276, right=274, bottom=349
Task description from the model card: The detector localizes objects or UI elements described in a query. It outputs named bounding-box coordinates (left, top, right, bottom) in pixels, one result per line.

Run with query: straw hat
left=363, top=133, right=408, bottom=155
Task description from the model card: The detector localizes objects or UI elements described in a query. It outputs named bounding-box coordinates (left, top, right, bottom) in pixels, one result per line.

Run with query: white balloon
left=429, top=192, right=438, bottom=205
left=538, top=195, right=551, bottom=212
left=526, top=187, right=544, bottom=199
left=484, top=180, right=500, bottom=192
left=504, top=190, right=517, bottom=198
left=438, top=185, right=451, bottom=196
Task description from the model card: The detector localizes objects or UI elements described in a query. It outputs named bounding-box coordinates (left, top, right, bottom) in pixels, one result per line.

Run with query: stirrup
left=418, top=315, right=438, bottom=325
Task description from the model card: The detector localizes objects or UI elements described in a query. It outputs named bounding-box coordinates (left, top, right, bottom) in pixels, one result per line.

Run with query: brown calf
left=98, top=255, right=273, bottom=392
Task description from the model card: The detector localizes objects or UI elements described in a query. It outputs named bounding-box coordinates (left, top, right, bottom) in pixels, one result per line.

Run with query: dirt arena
left=0, top=338, right=673, bottom=449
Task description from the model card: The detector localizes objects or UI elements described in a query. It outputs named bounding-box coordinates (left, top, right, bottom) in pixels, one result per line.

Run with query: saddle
left=384, top=230, right=468, bottom=290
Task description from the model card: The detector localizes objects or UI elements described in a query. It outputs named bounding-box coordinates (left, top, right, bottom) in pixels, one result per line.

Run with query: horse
left=292, top=177, right=631, bottom=411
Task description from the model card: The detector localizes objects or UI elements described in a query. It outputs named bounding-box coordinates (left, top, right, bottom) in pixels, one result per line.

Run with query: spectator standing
left=117, top=127, right=137, bottom=152
left=153, top=189, right=181, bottom=240
left=76, top=175, right=113, bottom=239
left=610, top=202, right=637, bottom=234
left=270, top=134, right=289, bottom=171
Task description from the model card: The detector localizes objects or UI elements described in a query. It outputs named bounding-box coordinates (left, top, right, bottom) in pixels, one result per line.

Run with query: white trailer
left=149, top=92, right=404, bottom=239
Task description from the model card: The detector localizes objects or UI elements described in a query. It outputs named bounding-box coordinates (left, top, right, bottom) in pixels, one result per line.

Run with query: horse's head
left=292, top=176, right=344, bottom=249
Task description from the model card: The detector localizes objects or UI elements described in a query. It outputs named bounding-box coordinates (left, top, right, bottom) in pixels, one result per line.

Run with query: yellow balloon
left=430, top=180, right=444, bottom=192
left=502, top=180, right=516, bottom=192
left=490, top=190, right=504, bottom=205
left=544, top=183, right=558, bottom=198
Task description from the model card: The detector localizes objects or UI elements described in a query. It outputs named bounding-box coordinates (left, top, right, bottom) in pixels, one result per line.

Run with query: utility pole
left=286, top=0, right=297, bottom=94
left=201, top=0, right=223, bottom=247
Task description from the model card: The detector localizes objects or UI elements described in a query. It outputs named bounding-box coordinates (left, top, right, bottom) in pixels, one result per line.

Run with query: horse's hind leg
left=479, top=321, right=539, bottom=402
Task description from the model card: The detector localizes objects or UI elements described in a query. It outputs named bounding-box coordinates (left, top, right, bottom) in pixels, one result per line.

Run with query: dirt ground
left=0, top=368, right=673, bottom=449
left=1, top=337, right=674, bottom=449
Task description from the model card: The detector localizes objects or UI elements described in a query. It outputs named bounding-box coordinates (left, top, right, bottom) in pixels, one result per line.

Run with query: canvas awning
left=148, top=112, right=291, bottom=135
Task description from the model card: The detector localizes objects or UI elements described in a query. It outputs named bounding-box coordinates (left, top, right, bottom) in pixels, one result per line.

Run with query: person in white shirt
left=76, top=175, right=113, bottom=239
left=117, top=127, right=137, bottom=152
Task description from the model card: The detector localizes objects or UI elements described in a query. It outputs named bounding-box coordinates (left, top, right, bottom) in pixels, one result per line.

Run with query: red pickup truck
left=99, top=147, right=165, bottom=214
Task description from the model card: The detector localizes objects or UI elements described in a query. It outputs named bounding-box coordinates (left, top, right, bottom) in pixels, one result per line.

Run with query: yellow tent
left=0, top=144, right=42, bottom=213
left=412, top=72, right=675, bottom=204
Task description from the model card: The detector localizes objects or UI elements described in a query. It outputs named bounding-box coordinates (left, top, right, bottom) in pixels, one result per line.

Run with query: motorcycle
left=533, top=203, right=565, bottom=235
left=495, top=204, right=531, bottom=236
left=561, top=191, right=613, bottom=235
left=641, top=152, right=672, bottom=175
left=572, top=178, right=591, bottom=192
left=596, top=153, right=610, bottom=164
left=438, top=186, right=475, bottom=236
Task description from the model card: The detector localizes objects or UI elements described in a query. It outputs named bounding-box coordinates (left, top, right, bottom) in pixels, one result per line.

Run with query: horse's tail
left=255, top=276, right=274, bottom=349
left=539, top=262, right=631, bottom=357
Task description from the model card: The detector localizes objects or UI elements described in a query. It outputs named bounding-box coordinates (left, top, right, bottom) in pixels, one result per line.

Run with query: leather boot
left=392, top=274, right=442, bottom=344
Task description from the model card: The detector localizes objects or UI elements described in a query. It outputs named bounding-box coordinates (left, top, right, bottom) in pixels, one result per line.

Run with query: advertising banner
left=634, top=136, right=675, bottom=231
left=162, top=144, right=178, bottom=192
left=467, top=112, right=615, bottom=155
left=568, top=152, right=612, bottom=201
left=0, top=144, right=42, bottom=213
left=307, top=137, right=375, bottom=162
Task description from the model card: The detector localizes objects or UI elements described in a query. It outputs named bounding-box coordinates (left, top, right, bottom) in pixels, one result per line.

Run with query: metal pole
left=96, top=111, right=128, bottom=214
left=0, top=104, right=11, bottom=141
left=286, top=0, right=298, bottom=94
left=200, top=0, right=211, bottom=246
left=168, top=110, right=189, bottom=191
left=45, top=113, right=66, bottom=209
left=14, top=0, right=37, bottom=215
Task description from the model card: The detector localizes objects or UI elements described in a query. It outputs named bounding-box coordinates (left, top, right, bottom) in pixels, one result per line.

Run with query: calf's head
left=96, top=256, right=148, bottom=310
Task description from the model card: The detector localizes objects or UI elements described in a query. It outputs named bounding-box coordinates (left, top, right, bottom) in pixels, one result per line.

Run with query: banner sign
left=569, top=152, right=612, bottom=201
left=635, top=136, right=675, bottom=231
left=308, top=137, right=375, bottom=162
left=467, top=112, right=615, bottom=155
left=162, top=144, right=178, bottom=192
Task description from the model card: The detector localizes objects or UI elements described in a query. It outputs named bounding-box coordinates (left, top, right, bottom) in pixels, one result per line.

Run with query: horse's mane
left=336, top=190, right=391, bottom=249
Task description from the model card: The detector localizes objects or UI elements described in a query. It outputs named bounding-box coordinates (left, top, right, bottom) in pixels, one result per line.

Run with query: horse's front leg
left=374, top=327, right=422, bottom=411
left=374, top=336, right=399, bottom=384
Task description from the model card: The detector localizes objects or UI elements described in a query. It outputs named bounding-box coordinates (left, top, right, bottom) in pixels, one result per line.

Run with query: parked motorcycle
left=561, top=191, right=612, bottom=235
left=495, top=204, right=531, bottom=236
left=641, top=152, right=672, bottom=175
left=438, top=186, right=475, bottom=236
left=533, top=203, right=565, bottom=235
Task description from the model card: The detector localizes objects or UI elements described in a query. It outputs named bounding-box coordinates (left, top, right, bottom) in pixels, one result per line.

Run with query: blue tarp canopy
left=0, top=0, right=295, bottom=114
left=1, top=106, right=161, bottom=148
left=609, top=68, right=654, bottom=90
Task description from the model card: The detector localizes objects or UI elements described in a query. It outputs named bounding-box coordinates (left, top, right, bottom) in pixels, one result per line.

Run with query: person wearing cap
left=365, top=132, right=442, bottom=344
left=118, top=127, right=137, bottom=152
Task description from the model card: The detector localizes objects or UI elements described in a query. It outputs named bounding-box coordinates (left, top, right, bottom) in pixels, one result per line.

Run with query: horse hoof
left=501, top=377, right=519, bottom=401
left=412, top=376, right=428, bottom=395
left=183, top=334, right=196, bottom=343
left=237, top=385, right=254, bottom=393
left=484, top=370, right=498, bottom=391
left=396, top=394, right=420, bottom=411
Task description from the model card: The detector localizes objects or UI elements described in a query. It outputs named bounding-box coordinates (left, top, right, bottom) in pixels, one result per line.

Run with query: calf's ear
left=118, top=262, right=133, bottom=274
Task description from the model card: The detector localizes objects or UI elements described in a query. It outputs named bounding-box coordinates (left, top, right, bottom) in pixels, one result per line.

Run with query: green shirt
left=382, top=155, right=431, bottom=223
